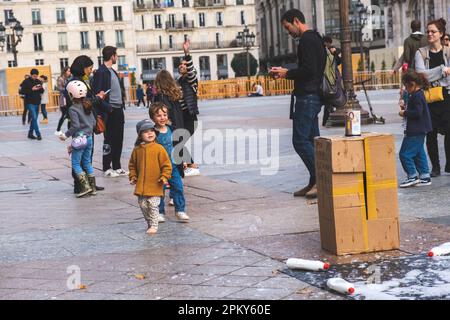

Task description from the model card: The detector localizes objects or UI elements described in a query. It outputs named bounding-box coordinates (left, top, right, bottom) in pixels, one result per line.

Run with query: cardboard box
left=315, top=133, right=400, bottom=255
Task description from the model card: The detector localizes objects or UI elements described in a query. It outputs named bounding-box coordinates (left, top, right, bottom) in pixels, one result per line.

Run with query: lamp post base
left=326, top=97, right=372, bottom=127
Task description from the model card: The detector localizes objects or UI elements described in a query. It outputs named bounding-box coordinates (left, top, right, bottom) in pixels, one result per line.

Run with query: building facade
left=0, top=0, right=137, bottom=82
left=134, top=0, right=258, bottom=81
left=255, top=0, right=387, bottom=71
left=385, top=0, right=449, bottom=48
left=255, top=0, right=326, bottom=70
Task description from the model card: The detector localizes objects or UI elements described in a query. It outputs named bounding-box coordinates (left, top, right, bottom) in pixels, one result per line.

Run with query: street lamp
left=353, top=0, right=370, bottom=72
left=0, top=14, right=24, bottom=67
left=328, top=0, right=371, bottom=125
left=236, top=25, right=256, bottom=78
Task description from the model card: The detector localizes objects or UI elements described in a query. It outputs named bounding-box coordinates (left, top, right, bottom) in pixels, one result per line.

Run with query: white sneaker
left=115, top=168, right=129, bottom=176
left=158, top=214, right=166, bottom=223
left=184, top=167, right=200, bottom=177
left=175, top=211, right=190, bottom=222
left=54, top=130, right=63, bottom=136
left=104, top=169, right=120, bottom=178
left=169, top=198, right=174, bottom=206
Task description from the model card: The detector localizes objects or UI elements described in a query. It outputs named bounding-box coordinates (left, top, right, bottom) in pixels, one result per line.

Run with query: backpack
left=320, top=47, right=347, bottom=108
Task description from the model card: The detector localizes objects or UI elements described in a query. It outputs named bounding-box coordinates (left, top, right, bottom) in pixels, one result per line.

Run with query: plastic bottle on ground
left=326, top=278, right=355, bottom=295
left=428, top=242, right=450, bottom=257
left=286, top=258, right=330, bottom=271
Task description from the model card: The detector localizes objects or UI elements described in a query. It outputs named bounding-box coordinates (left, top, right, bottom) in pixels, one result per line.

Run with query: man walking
left=93, top=46, right=128, bottom=177
left=270, top=9, right=326, bottom=199
left=403, top=20, right=428, bottom=70
left=20, top=69, right=44, bottom=140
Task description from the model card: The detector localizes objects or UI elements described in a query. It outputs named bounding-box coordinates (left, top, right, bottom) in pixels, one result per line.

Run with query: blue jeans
left=292, top=94, right=323, bottom=185
left=27, top=104, right=41, bottom=137
left=71, top=136, right=94, bottom=176
left=40, top=104, right=48, bottom=119
left=399, top=134, right=430, bottom=179
left=160, top=165, right=185, bottom=214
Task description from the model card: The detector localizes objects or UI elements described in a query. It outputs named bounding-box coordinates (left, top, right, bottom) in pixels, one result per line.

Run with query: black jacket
left=153, top=93, right=184, bottom=130
left=286, top=30, right=326, bottom=96
left=179, top=76, right=199, bottom=115
left=404, top=90, right=432, bottom=136
left=20, top=77, right=44, bottom=106
left=92, top=64, right=126, bottom=108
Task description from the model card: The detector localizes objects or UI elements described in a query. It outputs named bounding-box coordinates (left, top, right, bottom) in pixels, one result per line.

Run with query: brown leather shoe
left=305, top=185, right=317, bottom=199
left=293, top=184, right=314, bottom=197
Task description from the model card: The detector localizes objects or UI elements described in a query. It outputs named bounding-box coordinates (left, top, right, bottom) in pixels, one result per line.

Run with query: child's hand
left=67, top=145, right=72, bottom=155
left=399, top=99, right=405, bottom=110
left=158, top=177, right=169, bottom=187
left=399, top=110, right=405, bottom=117
left=130, top=177, right=137, bottom=185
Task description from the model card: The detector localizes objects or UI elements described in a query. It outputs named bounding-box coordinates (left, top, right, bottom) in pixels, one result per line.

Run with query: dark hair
left=411, top=20, right=421, bottom=32
left=402, top=70, right=429, bottom=89
left=30, top=68, right=39, bottom=75
left=70, top=55, right=94, bottom=78
left=72, top=97, right=93, bottom=115
left=323, top=35, right=333, bottom=44
left=428, top=18, right=447, bottom=39
left=61, top=66, right=70, bottom=77
left=149, top=102, right=169, bottom=121
left=40, top=75, right=47, bottom=81
left=102, top=46, right=117, bottom=62
left=281, top=9, right=305, bottom=24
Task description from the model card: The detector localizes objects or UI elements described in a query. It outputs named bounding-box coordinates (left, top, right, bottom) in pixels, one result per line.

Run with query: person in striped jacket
left=178, top=39, right=201, bottom=177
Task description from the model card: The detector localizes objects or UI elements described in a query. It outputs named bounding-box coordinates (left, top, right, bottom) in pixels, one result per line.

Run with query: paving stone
left=124, top=283, right=191, bottom=298
left=201, top=275, right=268, bottom=287
left=2, top=289, right=63, bottom=300
left=155, top=273, right=218, bottom=285
left=205, top=255, right=265, bottom=266
left=228, top=266, right=281, bottom=277
left=225, top=287, right=294, bottom=300
left=254, top=276, right=310, bottom=290
left=174, top=285, right=245, bottom=299
left=188, top=265, right=243, bottom=276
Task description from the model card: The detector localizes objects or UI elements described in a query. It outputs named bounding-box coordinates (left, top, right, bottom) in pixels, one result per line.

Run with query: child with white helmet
left=59, top=80, right=97, bottom=198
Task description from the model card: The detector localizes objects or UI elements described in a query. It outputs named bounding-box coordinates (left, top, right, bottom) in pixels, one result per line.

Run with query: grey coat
left=415, top=46, right=450, bottom=91
left=65, top=103, right=96, bottom=138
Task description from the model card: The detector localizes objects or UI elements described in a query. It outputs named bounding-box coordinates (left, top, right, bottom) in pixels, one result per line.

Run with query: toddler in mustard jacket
left=129, top=119, right=172, bottom=234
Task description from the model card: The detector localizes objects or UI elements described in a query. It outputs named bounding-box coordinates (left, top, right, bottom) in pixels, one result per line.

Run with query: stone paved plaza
left=1, top=91, right=450, bottom=300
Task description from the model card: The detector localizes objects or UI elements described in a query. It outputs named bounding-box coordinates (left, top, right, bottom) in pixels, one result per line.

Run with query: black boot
left=95, top=185, right=105, bottom=191
left=76, top=173, right=93, bottom=198
left=87, top=175, right=97, bottom=195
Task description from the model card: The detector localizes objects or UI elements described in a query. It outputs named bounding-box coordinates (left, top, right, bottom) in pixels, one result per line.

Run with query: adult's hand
left=183, top=40, right=190, bottom=55
left=269, top=67, right=288, bottom=79
left=444, top=67, right=450, bottom=77
left=97, top=91, right=106, bottom=100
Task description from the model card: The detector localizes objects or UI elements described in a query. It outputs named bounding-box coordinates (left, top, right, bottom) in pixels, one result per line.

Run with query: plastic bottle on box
left=327, top=278, right=355, bottom=295
left=428, top=242, right=450, bottom=257
left=286, top=258, right=330, bottom=271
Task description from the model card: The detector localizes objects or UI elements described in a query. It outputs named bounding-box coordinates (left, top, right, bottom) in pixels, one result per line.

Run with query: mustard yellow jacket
left=128, top=141, right=172, bottom=197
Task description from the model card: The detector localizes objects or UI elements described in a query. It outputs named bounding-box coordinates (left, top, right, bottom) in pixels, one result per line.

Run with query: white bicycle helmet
left=66, top=80, right=88, bottom=99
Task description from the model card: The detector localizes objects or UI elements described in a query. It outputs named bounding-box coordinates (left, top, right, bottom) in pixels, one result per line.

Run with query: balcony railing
left=194, top=0, right=225, bottom=8
left=81, top=44, right=90, bottom=50
left=137, top=41, right=229, bottom=53
left=133, top=1, right=172, bottom=11
left=165, top=20, right=195, bottom=31
left=59, top=45, right=68, bottom=51
left=116, top=42, right=125, bottom=48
